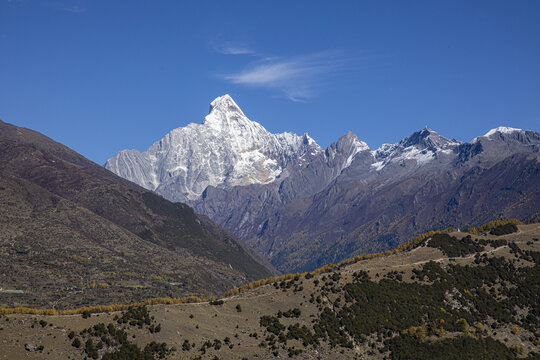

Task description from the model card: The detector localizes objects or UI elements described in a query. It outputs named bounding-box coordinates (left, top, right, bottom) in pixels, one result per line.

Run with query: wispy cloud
left=222, top=52, right=347, bottom=102
left=217, top=46, right=254, bottom=55
left=212, top=41, right=254, bottom=55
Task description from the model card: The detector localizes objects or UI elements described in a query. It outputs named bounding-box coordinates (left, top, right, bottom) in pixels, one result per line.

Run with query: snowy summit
left=105, top=95, right=321, bottom=202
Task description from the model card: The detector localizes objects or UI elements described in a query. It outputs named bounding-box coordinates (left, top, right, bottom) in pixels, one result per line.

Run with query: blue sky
left=1, top=0, right=539, bottom=164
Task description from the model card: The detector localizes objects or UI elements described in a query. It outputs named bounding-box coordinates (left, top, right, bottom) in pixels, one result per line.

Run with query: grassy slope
left=1, top=223, right=539, bottom=359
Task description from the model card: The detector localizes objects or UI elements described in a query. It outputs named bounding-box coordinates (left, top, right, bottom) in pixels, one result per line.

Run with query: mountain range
left=106, top=95, right=540, bottom=273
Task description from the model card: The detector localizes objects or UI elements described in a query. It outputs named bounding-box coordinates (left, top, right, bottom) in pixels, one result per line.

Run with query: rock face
left=106, top=96, right=540, bottom=273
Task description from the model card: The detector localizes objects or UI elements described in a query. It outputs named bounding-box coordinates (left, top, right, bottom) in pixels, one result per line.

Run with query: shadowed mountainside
left=0, top=120, right=273, bottom=309
left=250, top=151, right=540, bottom=272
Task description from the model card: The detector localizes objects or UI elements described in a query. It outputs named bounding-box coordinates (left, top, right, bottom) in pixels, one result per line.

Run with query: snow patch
left=371, top=161, right=385, bottom=171
left=484, top=126, right=522, bottom=137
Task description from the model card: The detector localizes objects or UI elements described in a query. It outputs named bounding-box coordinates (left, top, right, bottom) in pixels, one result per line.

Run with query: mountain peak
left=209, top=94, right=245, bottom=116
left=402, top=127, right=441, bottom=147
left=325, top=131, right=370, bottom=167
left=397, top=126, right=463, bottom=151
left=373, top=127, right=461, bottom=167
left=336, top=131, right=370, bottom=150
left=106, top=95, right=318, bottom=201
left=203, top=94, right=250, bottom=130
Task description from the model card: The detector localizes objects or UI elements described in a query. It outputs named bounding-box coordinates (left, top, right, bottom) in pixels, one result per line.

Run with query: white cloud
left=217, top=46, right=253, bottom=55
left=212, top=41, right=254, bottom=55
left=222, top=52, right=346, bottom=102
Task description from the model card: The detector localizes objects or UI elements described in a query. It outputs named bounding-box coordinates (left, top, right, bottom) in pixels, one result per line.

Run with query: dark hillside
left=0, top=120, right=273, bottom=309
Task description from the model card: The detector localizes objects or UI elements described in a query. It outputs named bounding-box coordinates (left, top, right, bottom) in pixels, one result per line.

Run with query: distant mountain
left=106, top=96, right=540, bottom=273
left=0, top=120, right=273, bottom=309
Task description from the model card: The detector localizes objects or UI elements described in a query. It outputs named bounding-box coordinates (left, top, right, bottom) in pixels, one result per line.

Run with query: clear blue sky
left=1, top=0, right=539, bottom=164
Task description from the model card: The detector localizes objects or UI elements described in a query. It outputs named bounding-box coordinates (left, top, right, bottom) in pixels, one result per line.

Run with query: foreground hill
left=105, top=95, right=540, bottom=273
left=0, top=120, right=273, bottom=309
left=2, top=222, right=539, bottom=359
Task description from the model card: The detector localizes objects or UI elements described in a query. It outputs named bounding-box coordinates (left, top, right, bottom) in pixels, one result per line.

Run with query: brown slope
left=0, top=120, right=126, bottom=184
left=0, top=120, right=273, bottom=309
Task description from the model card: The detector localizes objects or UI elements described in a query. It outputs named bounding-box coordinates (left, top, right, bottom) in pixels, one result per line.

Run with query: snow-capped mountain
left=106, top=95, right=493, bottom=205
left=326, top=131, right=371, bottom=170
left=105, top=95, right=321, bottom=202
left=371, top=126, right=462, bottom=171
left=472, top=126, right=540, bottom=146
left=242, top=125, right=540, bottom=273
left=106, top=95, right=540, bottom=273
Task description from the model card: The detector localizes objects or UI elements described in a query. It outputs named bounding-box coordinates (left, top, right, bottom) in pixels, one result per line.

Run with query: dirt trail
left=395, top=244, right=508, bottom=268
